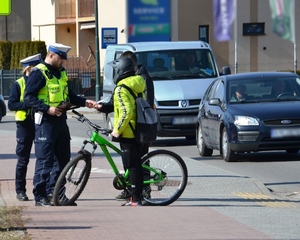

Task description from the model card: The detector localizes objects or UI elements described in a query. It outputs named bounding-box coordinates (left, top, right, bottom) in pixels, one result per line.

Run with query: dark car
left=0, top=94, right=6, bottom=122
left=196, top=71, right=300, bottom=162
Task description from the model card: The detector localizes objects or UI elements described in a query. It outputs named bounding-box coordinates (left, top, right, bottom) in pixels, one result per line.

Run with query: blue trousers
left=33, top=116, right=70, bottom=202
left=15, top=118, right=34, bottom=194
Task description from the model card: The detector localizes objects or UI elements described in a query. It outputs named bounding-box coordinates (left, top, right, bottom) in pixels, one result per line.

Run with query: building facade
left=25, top=0, right=300, bottom=73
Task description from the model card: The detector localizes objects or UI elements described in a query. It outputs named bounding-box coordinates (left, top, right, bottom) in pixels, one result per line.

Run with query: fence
left=0, top=69, right=101, bottom=100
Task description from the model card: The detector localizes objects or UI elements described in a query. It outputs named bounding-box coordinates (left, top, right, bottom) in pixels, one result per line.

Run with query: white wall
left=30, top=0, right=56, bottom=48
left=98, top=0, right=127, bottom=70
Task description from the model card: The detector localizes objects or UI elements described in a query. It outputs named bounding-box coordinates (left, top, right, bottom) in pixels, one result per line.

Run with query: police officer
left=8, top=53, right=41, bottom=201
left=24, top=43, right=96, bottom=206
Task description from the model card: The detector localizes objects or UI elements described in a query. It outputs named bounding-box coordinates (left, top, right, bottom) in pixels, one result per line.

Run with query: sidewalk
left=1, top=108, right=300, bottom=239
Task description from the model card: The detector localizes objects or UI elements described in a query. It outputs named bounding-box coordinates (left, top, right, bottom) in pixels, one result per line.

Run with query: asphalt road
left=2, top=110, right=300, bottom=199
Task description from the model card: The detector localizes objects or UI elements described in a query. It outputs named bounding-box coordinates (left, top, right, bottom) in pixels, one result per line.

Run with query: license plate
left=270, top=127, right=300, bottom=138
left=172, top=116, right=197, bottom=125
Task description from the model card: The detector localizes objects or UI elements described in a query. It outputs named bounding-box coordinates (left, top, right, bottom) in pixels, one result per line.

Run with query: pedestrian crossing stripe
left=232, top=192, right=297, bottom=208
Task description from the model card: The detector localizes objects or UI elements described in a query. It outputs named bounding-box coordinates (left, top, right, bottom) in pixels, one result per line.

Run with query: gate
left=0, top=69, right=101, bottom=100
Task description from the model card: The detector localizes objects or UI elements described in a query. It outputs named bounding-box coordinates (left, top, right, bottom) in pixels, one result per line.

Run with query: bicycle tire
left=141, top=149, right=188, bottom=206
left=53, top=153, right=92, bottom=206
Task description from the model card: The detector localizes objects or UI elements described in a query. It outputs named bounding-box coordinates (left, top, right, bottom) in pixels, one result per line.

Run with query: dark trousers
left=33, top=117, right=70, bottom=202
left=120, top=138, right=143, bottom=202
left=15, top=118, right=35, bottom=194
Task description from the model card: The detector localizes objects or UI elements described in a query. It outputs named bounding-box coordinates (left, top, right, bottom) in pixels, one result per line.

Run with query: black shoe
left=35, top=198, right=53, bottom=207
left=16, top=192, right=29, bottom=201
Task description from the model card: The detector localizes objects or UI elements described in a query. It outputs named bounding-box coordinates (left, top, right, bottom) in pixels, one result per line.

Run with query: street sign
left=0, top=0, right=11, bottom=15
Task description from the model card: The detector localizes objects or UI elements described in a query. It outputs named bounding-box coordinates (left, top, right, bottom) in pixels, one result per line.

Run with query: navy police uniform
left=8, top=53, right=41, bottom=201
left=24, top=43, right=87, bottom=205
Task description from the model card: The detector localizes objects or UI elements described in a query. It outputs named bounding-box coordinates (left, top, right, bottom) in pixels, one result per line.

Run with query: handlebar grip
left=72, top=109, right=81, bottom=116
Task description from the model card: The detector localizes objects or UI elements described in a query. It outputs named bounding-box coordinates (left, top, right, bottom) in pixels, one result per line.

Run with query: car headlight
left=234, top=116, right=259, bottom=126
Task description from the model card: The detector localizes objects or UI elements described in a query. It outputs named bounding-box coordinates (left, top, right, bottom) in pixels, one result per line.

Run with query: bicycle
left=53, top=109, right=188, bottom=206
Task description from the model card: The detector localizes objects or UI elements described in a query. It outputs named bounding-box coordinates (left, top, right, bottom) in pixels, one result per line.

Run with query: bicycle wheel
left=53, top=153, right=92, bottom=206
left=141, top=149, right=188, bottom=206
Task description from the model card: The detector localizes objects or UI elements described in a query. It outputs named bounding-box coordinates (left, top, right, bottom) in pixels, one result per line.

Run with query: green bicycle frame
left=88, top=131, right=165, bottom=187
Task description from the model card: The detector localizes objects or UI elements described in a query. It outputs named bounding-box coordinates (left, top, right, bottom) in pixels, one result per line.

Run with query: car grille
left=263, top=119, right=300, bottom=126
left=157, top=99, right=201, bottom=107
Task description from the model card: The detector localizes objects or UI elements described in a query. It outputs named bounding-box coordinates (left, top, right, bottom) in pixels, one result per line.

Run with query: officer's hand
left=47, top=106, right=63, bottom=116
left=47, top=107, right=63, bottom=117
left=85, top=100, right=96, bottom=108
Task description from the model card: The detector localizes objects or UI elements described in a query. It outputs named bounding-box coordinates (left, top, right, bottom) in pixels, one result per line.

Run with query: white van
left=102, top=41, right=230, bottom=140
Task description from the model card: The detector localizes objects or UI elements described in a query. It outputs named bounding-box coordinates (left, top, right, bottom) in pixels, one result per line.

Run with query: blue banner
left=127, top=0, right=170, bottom=42
left=213, top=0, right=235, bottom=42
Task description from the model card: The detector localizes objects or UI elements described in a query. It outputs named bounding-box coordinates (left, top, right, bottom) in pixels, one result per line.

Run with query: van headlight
left=234, top=116, right=259, bottom=126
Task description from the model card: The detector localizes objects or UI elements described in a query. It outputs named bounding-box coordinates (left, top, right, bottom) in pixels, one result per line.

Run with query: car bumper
left=156, top=108, right=197, bottom=137
left=230, top=130, right=300, bottom=152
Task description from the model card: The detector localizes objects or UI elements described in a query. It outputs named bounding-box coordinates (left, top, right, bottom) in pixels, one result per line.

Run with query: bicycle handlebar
left=72, top=109, right=112, bottom=135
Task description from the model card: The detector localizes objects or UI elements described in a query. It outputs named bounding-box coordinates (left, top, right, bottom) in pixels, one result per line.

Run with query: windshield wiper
left=150, top=76, right=173, bottom=80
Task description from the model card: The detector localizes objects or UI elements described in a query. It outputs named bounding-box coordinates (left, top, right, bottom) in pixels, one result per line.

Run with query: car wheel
left=0, top=115, right=2, bottom=122
left=196, top=126, right=213, bottom=156
left=221, top=128, right=237, bottom=162
left=286, top=149, right=299, bottom=154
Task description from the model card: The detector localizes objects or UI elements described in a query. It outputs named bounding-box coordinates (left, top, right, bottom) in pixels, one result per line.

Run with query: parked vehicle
left=102, top=41, right=230, bottom=140
left=0, top=94, right=6, bottom=122
left=196, top=71, right=300, bottom=162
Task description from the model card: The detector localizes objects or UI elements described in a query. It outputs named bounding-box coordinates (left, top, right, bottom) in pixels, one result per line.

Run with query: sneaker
left=115, top=190, right=130, bottom=201
left=122, top=201, right=142, bottom=207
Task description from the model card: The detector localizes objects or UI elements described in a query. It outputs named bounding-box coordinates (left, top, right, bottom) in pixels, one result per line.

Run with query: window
left=243, top=22, right=265, bottom=36
left=199, top=25, right=209, bottom=43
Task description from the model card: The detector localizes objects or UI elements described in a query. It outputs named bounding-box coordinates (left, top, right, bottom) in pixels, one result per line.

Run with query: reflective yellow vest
left=14, top=77, right=28, bottom=121
left=35, top=63, right=69, bottom=107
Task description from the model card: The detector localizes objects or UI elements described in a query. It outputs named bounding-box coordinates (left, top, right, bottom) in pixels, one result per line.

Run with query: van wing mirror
left=220, top=66, right=231, bottom=75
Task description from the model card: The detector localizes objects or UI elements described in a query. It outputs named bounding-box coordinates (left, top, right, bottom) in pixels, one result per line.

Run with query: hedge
left=0, top=40, right=47, bottom=70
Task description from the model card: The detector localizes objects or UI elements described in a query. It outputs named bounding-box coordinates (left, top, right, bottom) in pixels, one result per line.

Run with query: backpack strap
left=120, top=84, right=137, bottom=99
left=120, top=84, right=137, bottom=136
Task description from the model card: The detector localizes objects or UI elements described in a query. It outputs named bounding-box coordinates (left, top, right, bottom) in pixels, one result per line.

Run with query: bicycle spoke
left=142, top=150, right=188, bottom=206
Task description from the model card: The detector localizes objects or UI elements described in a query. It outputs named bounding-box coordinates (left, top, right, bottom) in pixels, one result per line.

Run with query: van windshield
left=135, top=49, right=218, bottom=80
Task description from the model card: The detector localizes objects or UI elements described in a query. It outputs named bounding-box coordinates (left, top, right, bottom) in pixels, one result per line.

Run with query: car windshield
left=135, top=49, right=218, bottom=80
left=228, top=76, right=300, bottom=103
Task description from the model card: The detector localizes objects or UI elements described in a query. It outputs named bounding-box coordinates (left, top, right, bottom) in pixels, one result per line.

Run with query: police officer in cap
left=8, top=53, right=41, bottom=201
left=24, top=43, right=96, bottom=206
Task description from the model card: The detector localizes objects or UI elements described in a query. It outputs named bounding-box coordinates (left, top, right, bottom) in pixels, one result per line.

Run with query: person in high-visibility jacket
left=24, top=43, right=96, bottom=207
left=8, top=53, right=41, bottom=201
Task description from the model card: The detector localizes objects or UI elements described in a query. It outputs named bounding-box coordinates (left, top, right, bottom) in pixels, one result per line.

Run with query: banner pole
left=234, top=0, right=238, bottom=74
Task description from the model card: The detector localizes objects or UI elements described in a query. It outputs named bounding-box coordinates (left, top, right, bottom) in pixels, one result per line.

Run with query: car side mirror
left=209, top=98, right=221, bottom=106
left=220, top=66, right=231, bottom=75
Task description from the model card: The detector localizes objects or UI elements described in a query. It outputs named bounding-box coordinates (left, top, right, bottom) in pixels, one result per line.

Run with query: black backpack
left=121, top=84, right=157, bottom=143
